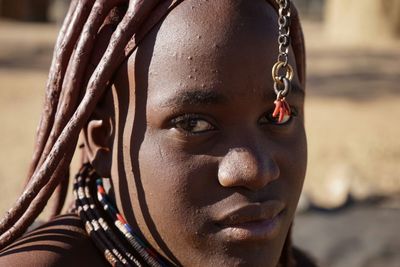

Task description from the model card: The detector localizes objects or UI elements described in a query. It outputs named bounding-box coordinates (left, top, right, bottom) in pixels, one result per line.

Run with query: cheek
left=136, top=133, right=214, bottom=244
left=278, top=125, right=307, bottom=212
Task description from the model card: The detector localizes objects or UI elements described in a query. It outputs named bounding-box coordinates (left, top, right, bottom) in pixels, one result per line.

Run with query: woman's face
left=111, top=0, right=306, bottom=266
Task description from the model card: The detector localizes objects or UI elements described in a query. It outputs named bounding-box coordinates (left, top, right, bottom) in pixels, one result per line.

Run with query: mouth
left=215, top=200, right=286, bottom=242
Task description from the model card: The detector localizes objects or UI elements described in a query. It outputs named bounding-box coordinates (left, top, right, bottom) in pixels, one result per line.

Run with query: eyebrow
left=160, top=84, right=305, bottom=108
left=161, top=90, right=228, bottom=107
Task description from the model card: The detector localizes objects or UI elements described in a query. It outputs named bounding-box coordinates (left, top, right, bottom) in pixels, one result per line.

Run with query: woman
left=0, top=0, right=314, bottom=266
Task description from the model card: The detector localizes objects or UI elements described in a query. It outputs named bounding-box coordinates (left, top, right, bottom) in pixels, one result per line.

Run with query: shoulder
left=0, top=213, right=109, bottom=267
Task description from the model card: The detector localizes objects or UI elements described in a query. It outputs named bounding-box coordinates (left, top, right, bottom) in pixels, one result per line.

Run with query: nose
left=217, top=147, right=279, bottom=191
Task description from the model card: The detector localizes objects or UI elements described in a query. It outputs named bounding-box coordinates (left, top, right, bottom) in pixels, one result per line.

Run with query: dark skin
left=0, top=0, right=306, bottom=266
left=0, top=214, right=109, bottom=267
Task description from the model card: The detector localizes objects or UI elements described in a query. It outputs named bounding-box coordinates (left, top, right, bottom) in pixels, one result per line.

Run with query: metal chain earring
left=272, top=0, right=293, bottom=123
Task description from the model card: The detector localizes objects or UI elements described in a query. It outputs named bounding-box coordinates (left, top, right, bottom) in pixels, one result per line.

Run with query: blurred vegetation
left=293, top=0, right=325, bottom=20
left=0, top=0, right=68, bottom=22
left=0, top=0, right=51, bottom=21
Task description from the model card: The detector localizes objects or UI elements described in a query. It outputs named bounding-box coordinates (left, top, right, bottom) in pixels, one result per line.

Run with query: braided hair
left=0, top=1, right=306, bottom=266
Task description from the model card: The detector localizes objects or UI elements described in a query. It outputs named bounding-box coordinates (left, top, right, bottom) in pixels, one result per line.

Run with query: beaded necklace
left=96, top=178, right=168, bottom=266
left=73, top=164, right=168, bottom=267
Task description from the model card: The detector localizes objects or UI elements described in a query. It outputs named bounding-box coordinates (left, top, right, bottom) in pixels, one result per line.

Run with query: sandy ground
left=0, top=19, right=399, bottom=266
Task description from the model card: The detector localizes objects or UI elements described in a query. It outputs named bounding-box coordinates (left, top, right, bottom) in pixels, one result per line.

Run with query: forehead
left=130, top=0, right=300, bottom=103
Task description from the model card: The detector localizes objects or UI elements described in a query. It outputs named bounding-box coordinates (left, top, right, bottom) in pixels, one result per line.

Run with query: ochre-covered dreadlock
left=0, top=0, right=169, bottom=248
left=0, top=1, right=306, bottom=266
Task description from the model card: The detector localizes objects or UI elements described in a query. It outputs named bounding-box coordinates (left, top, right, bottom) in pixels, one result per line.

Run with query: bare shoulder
left=0, top=213, right=109, bottom=267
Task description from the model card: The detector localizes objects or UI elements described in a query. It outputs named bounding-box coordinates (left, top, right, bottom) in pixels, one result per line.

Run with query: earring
left=272, top=0, right=293, bottom=123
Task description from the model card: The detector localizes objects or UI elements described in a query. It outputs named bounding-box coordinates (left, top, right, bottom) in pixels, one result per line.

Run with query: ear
left=83, top=89, right=115, bottom=178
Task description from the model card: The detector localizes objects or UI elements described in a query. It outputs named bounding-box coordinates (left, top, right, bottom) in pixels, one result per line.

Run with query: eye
left=259, top=107, right=298, bottom=126
left=171, top=114, right=215, bottom=134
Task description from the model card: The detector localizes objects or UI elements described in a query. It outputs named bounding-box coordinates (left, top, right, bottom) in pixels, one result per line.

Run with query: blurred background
left=0, top=0, right=399, bottom=266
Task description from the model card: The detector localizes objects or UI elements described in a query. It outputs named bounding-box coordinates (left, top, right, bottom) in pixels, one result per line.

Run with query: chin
left=226, top=242, right=283, bottom=267
left=187, top=230, right=287, bottom=267
left=203, top=251, right=282, bottom=267
left=203, top=210, right=291, bottom=266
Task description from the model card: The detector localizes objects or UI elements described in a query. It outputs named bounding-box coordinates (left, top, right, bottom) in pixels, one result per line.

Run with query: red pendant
left=273, top=98, right=291, bottom=123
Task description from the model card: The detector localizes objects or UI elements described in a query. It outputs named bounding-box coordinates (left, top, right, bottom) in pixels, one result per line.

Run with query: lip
left=215, top=200, right=286, bottom=242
